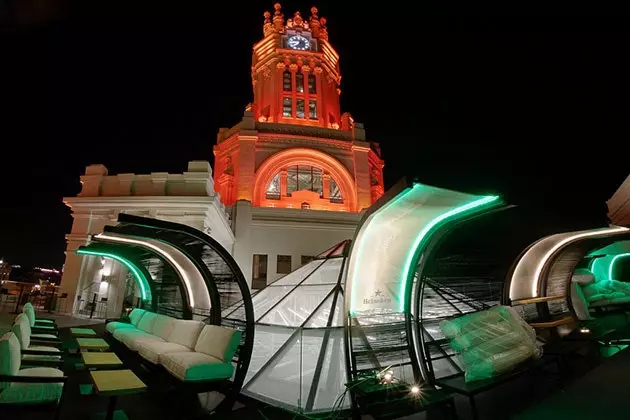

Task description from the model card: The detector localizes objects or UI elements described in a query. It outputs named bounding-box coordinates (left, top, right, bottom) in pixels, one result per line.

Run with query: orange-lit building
left=59, top=5, right=385, bottom=311
left=213, top=4, right=384, bottom=212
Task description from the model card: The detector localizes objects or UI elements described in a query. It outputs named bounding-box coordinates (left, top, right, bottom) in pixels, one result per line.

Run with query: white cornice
left=64, top=196, right=219, bottom=209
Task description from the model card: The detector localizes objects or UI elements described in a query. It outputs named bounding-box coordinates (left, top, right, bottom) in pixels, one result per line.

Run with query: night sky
left=2, top=1, right=629, bottom=268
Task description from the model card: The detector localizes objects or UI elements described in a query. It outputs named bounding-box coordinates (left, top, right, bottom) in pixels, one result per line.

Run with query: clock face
left=287, top=35, right=311, bottom=51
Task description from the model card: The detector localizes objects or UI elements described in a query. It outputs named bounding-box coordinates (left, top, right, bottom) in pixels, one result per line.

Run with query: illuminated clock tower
left=213, top=3, right=384, bottom=213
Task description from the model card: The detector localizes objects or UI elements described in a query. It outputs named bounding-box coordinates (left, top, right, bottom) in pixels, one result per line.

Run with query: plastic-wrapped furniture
left=436, top=306, right=558, bottom=420
left=0, top=332, right=67, bottom=420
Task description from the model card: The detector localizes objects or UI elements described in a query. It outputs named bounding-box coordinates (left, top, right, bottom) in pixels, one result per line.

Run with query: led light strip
left=95, top=233, right=196, bottom=308
left=529, top=226, right=629, bottom=297
left=399, top=194, right=500, bottom=312
left=76, top=249, right=150, bottom=301
left=609, top=253, right=630, bottom=280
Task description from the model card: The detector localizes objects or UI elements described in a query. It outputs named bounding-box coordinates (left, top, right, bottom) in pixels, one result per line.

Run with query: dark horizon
left=2, top=1, right=629, bottom=268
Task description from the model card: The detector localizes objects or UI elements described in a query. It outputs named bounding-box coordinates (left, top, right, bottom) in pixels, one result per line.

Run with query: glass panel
left=287, top=165, right=298, bottom=194
left=283, top=97, right=292, bottom=117
left=311, top=169, right=322, bottom=196
left=243, top=325, right=295, bottom=384
left=330, top=292, right=344, bottom=327
left=296, top=99, right=305, bottom=119
left=308, top=74, right=317, bottom=94
left=330, top=178, right=343, bottom=203
left=259, top=285, right=333, bottom=326
left=272, top=260, right=322, bottom=286
left=266, top=173, right=280, bottom=200
left=231, top=285, right=295, bottom=321
left=296, top=72, right=304, bottom=93
left=309, top=101, right=317, bottom=120
left=283, top=71, right=292, bottom=91
left=244, top=331, right=301, bottom=406
left=302, top=258, right=343, bottom=285
left=304, top=292, right=335, bottom=328
left=312, top=329, right=350, bottom=410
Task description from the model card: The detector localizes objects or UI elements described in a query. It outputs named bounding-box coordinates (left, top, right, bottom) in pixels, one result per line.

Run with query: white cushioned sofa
left=106, top=309, right=241, bottom=383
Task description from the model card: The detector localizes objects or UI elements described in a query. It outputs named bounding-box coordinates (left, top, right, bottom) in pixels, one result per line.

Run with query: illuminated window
left=277, top=255, right=292, bottom=274
left=296, top=99, right=305, bottom=119
left=283, top=70, right=292, bottom=91
left=287, top=165, right=323, bottom=196
left=266, top=173, right=280, bottom=200
left=309, top=101, right=318, bottom=120
left=308, top=74, right=316, bottom=94
left=296, top=72, right=304, bottom=93
left=283, top=97, right=292, bottom=117
left=330, top=178, right=343, bottom=203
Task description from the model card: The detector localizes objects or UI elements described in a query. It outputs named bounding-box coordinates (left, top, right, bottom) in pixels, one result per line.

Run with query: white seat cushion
left=128, top=308, right=146, bottom=327
left=31, top=334, right=58, bottom=340
left=194, top=325, right=241, bottom=362
left=34, top=319, right=55, bottom=324
left=113, top=329, right=163, bottom=352
left=160, top=352, right=234, bottom=382
left=12, top=315, right=31, bottom=349
left=152, top=315, right=176, bottom=341
left=167, top=320, right=204, bottom=349
left=137, top=312, right=158, bottom=334
left=0, top=367, right=63, bottom=404
left=26, top=345, right=61, bottom=353
left=22, top=303, right=36, bottom=327
left=105, top=321, right=136, bottom=334
left=137, top=341, right=191, bottom=364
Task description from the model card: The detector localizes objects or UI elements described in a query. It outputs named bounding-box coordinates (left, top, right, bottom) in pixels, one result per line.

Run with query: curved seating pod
left=504, top=226, right=630, bottom=328
left=93, top=232, right=211, bottom=313
left=343, top=178, right=505, bottom=389
left=91, top=214, right=253, bottom=414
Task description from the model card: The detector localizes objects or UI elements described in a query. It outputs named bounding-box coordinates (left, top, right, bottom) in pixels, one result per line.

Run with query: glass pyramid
left=222, top=241, right=351, bottom=414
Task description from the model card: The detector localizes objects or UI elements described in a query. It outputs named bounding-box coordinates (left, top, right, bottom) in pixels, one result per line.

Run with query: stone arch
left=253, top=148, right=358, bottom=211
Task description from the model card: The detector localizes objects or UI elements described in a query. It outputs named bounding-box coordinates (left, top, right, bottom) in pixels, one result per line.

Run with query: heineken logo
left=363, top=288, right=392, bottom=305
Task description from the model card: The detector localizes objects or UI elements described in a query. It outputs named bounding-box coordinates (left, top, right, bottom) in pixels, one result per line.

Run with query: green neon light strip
left=349, top=185, right=412, bottom=315
left=76, top=249, right=151, bottom=301
left=399, top=192, right=500, bottom=312
left=608, top=253, right=630, bottom=280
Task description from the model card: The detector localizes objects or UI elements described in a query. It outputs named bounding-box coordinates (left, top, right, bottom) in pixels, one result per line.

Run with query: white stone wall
left=232, top=200, right=361, bottom=286
left=60, top=161, right=235, bottom=316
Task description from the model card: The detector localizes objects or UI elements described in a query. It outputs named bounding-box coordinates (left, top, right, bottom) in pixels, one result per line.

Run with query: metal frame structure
left=222, top=240, right=351, bottom=414
left=75, top=214, right=255, bottom=410
left=504, top=226, right=630, bottom=323
left=342, top=177, right=506, bottom=408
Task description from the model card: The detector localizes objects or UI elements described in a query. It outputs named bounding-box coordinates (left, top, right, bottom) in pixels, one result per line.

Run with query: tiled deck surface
left=1, top=311, right=628, bottom=419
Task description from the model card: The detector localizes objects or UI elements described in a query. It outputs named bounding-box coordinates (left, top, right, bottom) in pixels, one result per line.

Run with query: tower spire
left=273, top=3, right=284, bottom=32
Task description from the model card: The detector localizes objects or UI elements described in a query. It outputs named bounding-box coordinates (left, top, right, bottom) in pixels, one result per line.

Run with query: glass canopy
left=223, top=240, right=350, bottom=414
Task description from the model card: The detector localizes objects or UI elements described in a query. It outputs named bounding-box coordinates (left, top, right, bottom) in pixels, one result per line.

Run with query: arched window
left=264, top=166, right=344, bottom=203
left=283, top=70, right=292, bottom=91
left=287, top=165, right=323, bottom=196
